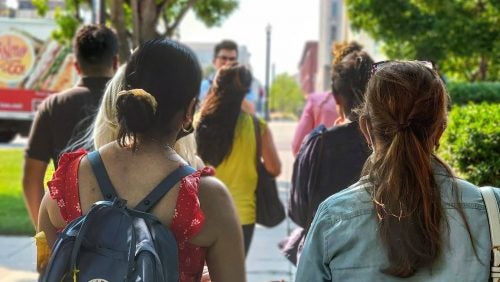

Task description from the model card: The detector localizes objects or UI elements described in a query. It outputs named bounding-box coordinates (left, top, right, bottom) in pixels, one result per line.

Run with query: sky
left=178, top=0, right=320, bottom=83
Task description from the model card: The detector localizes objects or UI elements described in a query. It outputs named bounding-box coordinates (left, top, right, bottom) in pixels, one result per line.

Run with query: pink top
left=292, top=92, right=338, bottom=156
left=48, top=149, right=212, bottom=282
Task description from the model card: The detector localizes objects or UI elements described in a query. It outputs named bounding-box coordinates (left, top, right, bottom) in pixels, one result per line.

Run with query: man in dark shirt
left=22, top=25, right=118, bottom=227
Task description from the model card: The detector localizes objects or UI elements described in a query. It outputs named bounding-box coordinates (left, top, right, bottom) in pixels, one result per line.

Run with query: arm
left=200, top=177, right=246, bottom=282
left=23, top=101, right=53, bottom=228
left=22, top=157, right=48, bottom=228
left=292, top=98, right=314, bottom=156
left=261, top=124, right=281, bottom=177
left=37, top=192, right=60, bottom=248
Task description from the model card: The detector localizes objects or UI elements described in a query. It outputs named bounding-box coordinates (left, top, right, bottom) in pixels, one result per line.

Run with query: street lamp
left=92, top=0, right=106, bottom=24
left=264, top=24, right=272, bottom=121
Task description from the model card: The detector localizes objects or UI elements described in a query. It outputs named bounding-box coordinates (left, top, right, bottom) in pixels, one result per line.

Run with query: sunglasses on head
left=370, top=60, right=435, bottom=77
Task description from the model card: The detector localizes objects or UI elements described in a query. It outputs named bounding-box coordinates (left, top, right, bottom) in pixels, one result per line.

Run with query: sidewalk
left=0, top=121, right=299, bottom=282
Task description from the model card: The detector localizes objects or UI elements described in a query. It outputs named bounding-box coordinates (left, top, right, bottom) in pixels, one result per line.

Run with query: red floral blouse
left=47, top=149, right=212, bottom=282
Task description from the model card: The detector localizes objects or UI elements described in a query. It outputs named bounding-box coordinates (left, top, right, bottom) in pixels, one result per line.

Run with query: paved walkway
left=0, top=121, right=299, bottom=282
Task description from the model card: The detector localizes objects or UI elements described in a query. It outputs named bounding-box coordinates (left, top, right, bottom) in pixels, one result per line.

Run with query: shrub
left=447, top=82, right=500, bottom=105
left=440, top=103, right=500, bottom=186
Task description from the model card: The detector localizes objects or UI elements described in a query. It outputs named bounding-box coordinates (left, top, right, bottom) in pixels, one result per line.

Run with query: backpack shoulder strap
left=87, top=151, right=118, bottom=200
left=479, top=186, right=500, bottom=281
left=135, top=165, right=197, bottom=212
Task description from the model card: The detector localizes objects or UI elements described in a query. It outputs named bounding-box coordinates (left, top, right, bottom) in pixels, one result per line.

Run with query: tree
left=346, top=0, right=500, bottom=81
left=269, top=73, right=304, bottom=118
left=33, top=0, right=239, bottom=62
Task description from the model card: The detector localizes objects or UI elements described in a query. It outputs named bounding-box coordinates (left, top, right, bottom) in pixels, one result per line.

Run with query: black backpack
left=42, top=151, right=196, bottom=282
left=288, top=124, right=327, bottom=228
left=288, top=122, right=370, bottom=228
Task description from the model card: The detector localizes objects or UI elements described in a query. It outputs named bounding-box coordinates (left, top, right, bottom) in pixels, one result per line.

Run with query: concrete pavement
left=0, top=121, right=299, bottom=282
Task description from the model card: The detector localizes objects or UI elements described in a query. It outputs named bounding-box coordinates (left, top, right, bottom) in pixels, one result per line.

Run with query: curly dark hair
left=73, top=24, right=118, bottom=74
left=196, top=63, right=253, bottom=167
left=331, top=49, right=374, bottom=120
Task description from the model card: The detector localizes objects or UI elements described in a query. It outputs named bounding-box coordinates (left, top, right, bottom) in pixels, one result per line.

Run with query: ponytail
left=358, top=60, right=473, bottom=278
left=365, top=126, right=442, bottom=277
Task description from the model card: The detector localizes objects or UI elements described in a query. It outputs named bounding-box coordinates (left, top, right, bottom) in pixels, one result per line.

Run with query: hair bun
left=116, top=89, right=157, bottom=133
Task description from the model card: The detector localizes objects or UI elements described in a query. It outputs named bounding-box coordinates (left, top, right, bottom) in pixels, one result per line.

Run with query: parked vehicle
left=0, top=18, right=77, bottom=142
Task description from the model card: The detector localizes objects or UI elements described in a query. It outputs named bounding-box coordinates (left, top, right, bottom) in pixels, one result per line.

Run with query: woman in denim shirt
left=296, top=61, right=498, bottom=281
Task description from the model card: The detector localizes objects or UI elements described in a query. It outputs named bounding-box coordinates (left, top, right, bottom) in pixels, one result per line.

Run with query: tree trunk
left=478, top=54, right=488, bottom=81
left=111, top=0, right=130, bottom=63
left=471, top=54, right=488, bottom=81
left=138, top=0, right=161, bottom=45
left=165, top=0, right=196, bottom=37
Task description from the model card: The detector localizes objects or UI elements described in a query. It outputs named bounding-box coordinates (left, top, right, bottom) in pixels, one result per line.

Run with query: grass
left=0, top=148, right=53, bottom=235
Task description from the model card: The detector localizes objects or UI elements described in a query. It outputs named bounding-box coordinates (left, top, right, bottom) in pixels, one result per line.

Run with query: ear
left=112, top=55, right=119, bottom=72
left=333, top=93, right=342, bottom=106
left=433, top=120, right=446, bottom=147
left=359, top=116, right=373, bottom=146
left=74, top=61, right=81, bottom=75
left=185, top=98, right=197, bottom=122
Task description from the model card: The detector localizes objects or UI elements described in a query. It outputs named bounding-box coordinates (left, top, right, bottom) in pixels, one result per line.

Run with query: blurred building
left=316, top=0, right=386, bottom=92
left=298, top=41, right=318, bottom=95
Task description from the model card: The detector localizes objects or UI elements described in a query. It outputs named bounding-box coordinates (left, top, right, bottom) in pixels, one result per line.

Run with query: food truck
left=0, top=17, right=77, bottom=142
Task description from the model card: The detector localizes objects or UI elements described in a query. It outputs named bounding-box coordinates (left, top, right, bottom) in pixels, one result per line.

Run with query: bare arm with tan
left=261, top=124, right=281, bottom=177
left=196, top=176, right=246, bottom=282
left=37, top=192, right=62, bottom=248
left=22, top=158, right=49, bottom=228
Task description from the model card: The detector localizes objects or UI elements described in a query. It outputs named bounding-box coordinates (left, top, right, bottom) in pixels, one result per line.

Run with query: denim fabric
left=296, top=166, right=497, bottom=282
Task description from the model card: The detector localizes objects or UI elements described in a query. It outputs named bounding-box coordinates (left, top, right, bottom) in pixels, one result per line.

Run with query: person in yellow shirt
left=196, top=63, right=281, bottom=256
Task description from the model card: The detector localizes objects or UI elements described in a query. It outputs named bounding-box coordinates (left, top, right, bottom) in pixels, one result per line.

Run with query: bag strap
left=252, top=115, right=262, bottom=160
left=87, top=150, right=196, bottom=212
left=134, top=165, right=196, bottom=212
left=479, top=186, right=500, bottom=281
left=87, top=151, right=117, bottom=200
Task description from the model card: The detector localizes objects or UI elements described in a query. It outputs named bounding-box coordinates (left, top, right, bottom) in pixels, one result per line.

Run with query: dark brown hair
left=73, top=24, right=118, bottom=74
left=196, top=64, right=252, bottom=166
left=331, top=50, right=373, bottom=120
left=358, top=61, right=473, bottom=277
left=116, top=39, right=201, bottom=151
left=214, top=39, right=238, bottom=59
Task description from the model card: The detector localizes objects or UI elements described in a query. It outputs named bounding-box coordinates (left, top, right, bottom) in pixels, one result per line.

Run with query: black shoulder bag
left=252, top=116, right=286, bottom=227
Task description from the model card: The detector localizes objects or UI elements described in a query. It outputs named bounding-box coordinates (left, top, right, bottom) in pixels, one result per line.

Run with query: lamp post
left=92, top=0, right=106, bottom=24
left=264, top=24, right=272, bottom=121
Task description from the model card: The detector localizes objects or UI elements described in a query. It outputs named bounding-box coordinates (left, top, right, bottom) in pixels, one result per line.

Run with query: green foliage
left=269, top=73, right=304, bottom=118
left=32, top=0, right=49, bottom=17
left=51, top=7, right=80, bottom=44
left=0, top=149, right=54, bottom=234
left=346, top=0, right=500, bottom=81
left=35, top=0, right=239, bottom=52
left=192, top=0, right=239, bottom=27
left=440, top=103, right=500, bottom=186
left=447, top=82, right=500, bottom=105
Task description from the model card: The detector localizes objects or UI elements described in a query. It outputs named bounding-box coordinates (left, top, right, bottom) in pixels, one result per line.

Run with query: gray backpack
left=41, top=151, right=196, bottom=282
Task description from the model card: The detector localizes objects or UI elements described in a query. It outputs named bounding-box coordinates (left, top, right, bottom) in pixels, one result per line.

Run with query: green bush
left=440, top=103, right=500, bottom=186
left=447, top=82, right=500, bottom=105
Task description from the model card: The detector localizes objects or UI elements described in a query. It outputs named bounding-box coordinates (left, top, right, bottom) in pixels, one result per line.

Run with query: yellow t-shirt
left=215, top=113, right=265, bottom=225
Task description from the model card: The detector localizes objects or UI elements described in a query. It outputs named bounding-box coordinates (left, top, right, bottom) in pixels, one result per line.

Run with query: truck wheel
left=0, top=131, right=16, bottom=143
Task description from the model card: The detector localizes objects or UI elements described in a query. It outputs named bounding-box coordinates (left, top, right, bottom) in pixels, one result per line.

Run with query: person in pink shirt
left=292, top=92, right=339, bottom=156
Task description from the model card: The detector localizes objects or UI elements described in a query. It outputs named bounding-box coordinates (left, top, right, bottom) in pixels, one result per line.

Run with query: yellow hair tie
left=118, top=89, right=158, bottom=114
